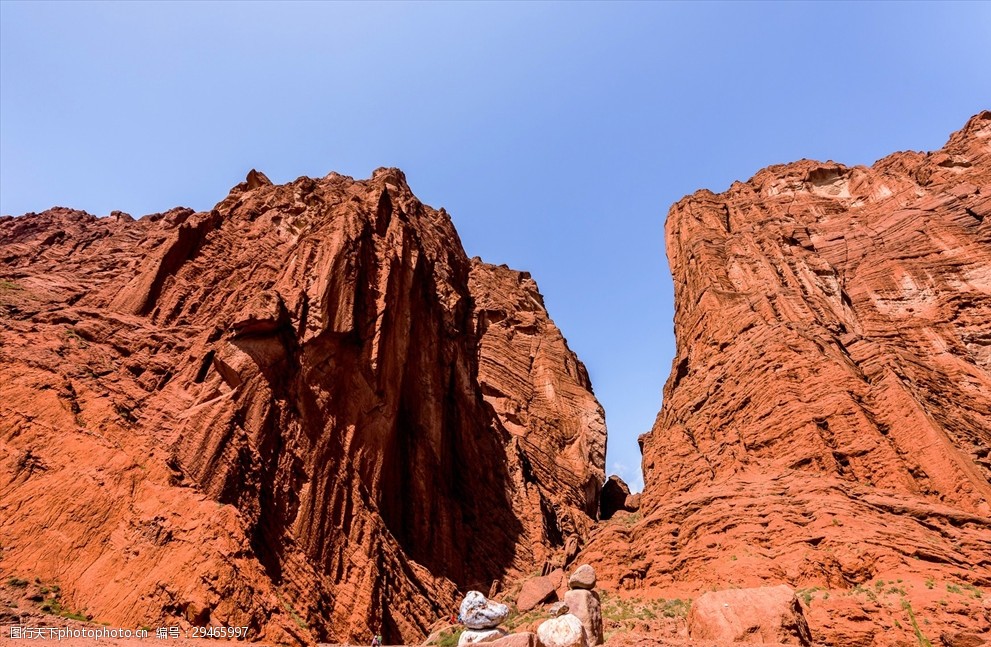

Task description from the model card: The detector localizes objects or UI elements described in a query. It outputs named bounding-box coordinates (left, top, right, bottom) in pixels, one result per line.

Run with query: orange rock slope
left=585, top=112, right=991, bottom=644
left=0, top=168, right=606, bottom=644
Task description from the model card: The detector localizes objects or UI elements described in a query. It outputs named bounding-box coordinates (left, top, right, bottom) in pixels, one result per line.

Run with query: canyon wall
left=584, top=112, right=991, bottom=643
left=0, top=168, right=605, bottom=643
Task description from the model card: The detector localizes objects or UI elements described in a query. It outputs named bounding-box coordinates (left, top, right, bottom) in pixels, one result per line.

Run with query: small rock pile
left=453, top=565, right=604, bottom=647
left=533, top=564, right=603, bottom=647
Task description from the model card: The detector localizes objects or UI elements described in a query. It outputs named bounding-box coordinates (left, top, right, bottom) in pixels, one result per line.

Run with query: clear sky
left=2, top=1, right=989, bottom=491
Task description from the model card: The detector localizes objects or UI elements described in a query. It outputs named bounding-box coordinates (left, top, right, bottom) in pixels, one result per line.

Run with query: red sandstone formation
left=471, top=261, right=607, bottom=566
left=0, top=168, right=605, bottom=644
left=584, top=112, right=991, bottom=644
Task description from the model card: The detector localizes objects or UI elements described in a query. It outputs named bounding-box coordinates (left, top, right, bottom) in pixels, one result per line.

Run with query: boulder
left=563, top=589, right=603, bottom=645
left=568, top=565, right=596, bottom=590
left=547, top=601, right=569, bottom=617
left=490, top=633, right=536, bottom=647
left=459, top=628, right=509, bottom=645
left=518, top=573, right=560, bottom=611
left=687, top=585, right=812, bottom=645
left=461, top=591, right=510, bottom=630
left=536, top=614, right=587, bottom=647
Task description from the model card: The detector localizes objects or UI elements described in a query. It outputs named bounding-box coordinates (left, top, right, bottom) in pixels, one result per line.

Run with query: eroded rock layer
left=585, top=112, right=991, bottom=643
left=471, top=261, right=607, bottom=569
left=0, top=168, right=605, bottom=643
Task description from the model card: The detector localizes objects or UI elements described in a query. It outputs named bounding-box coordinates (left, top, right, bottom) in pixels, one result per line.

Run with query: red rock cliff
left=471, top=261, right=607, bottom=567
left=0, top=168, right=606, bottom=643
left=584, top=112, right=991, bottom=643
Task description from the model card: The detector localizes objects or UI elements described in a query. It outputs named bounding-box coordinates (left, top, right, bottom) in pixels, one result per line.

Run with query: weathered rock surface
left=940, top=631, right=989, bottom=647
left=562, top=589, right=603, bottom=646
left=687, top=586, right=811, bottom=644
left=582, top=112, right=991, bottom=642
left=470, top=261, right=607, bottom=567
left=517, top=573, right=560, bottom=612
left=0, top=168, right=605, bottom=644
left=536, top=614, right=588, bottom=647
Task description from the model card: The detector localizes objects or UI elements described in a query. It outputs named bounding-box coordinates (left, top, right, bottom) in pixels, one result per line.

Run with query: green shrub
left=432, top=628, right=464, bottom=647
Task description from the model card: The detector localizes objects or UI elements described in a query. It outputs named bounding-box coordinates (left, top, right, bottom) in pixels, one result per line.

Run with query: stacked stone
left=563, top=565, right=603, bottom=646
left=458, top=591, right=510, bottom=645
left=534, top=565, right=603, bottom=647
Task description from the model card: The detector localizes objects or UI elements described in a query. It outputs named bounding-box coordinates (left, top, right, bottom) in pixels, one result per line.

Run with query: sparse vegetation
left=431, top=628, right=464, bottom=647
left=503, top=607, right=543, bottom=630
left=925, top=578, right=935, bottom=589
left=0, top=279, right=21, bottom=291
left=40, top=592, right=88, bottom=621
left=960, top=582, right=983, bottom=598
left=900, top=599, right=932, bottom=647
left=276, top=594, right=308, bottom=631
left=600, top=591, right=689, bottom=625
left=851, top=584, right=878, bottom=602
left=797, top=587, right=820, bottom=606
left=64, top=327, right=88, bottom=347
left=599, top=593, right=690, bottom=642
left=7, top=577, right=29, bottom=588
left=616, top=511, right=641, bottom=527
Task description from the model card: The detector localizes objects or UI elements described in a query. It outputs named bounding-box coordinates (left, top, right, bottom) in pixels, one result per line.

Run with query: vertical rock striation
left=0, top=168, right=605, bottom=643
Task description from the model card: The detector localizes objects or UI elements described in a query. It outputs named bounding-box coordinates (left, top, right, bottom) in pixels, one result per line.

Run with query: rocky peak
left=0, top=168, right=605, bottom=644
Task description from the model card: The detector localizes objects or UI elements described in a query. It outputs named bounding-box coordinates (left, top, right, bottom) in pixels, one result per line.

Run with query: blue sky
left=2, top=1, right=989, bottom=491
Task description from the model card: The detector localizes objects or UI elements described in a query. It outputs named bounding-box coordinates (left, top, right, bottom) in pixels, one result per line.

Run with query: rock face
left=470, top=262, right=607, bottom=566
left=582, top=112, right=991, bottom=641
left=687, top=585, right=811, bottom=644
left=643, top=109, right=991, bottom=530
left=0, top=169, right=606, bottom=644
